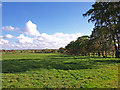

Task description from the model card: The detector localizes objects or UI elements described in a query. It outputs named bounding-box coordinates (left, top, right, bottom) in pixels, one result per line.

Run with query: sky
left=1, top=2, right=95, bottom=50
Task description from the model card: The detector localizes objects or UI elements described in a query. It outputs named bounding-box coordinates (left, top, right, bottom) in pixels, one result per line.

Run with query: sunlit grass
left=2, top=53, right=119, bottom=88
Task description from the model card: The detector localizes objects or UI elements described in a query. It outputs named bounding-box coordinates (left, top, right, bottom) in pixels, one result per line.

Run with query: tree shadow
left=49, top=54, right=91, bottom=59
left=2, top=59, right=42, bottom=73
left=93, top=60, right=120, bottom=63
left=2, top=55, right=120, bottom=73
left=90, top=56, right=113, bottom=58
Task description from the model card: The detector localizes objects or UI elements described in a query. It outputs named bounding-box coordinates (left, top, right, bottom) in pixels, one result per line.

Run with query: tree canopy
left=65, top=2, right=120, bottom=58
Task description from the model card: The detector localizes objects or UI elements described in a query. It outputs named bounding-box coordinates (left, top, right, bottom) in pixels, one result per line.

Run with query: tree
left=90, top=26, right=113, bottom=57
left=11, top=50, right=16, bottom=54
left=65, top=41, right=77, bottom=55
left=83, top=2, right=120, bottom=58
left=59, top=47, right=65, bottom=53
left=65, top=35, right=90, bottom=56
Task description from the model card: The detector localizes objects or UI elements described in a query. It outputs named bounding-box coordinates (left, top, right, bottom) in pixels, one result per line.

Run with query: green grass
left=2, top=53, right=120, bottom=88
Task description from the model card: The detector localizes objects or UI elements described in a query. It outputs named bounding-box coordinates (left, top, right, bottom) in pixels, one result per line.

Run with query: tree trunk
left=113, top=36, right=120, bottom=58
left=98, top=52, right=101, bottom=56
left=102, top=51, right=105, bottom=58
left=105, top=51, right=107, bottom=58
left=116, top=33, right=120, bottom=58
left=115, top=49, right=120, bottom=58
left=88, top=53, right=90, bottom=56
left=111, top=32, right=120, bottom=58
left=112, top=51, right=114, bottom=58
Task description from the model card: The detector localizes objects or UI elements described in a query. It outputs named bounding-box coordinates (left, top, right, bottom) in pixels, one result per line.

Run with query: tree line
left=65, top=2, right=120, bottom=58
left=0, top=49, right=64, bottom=54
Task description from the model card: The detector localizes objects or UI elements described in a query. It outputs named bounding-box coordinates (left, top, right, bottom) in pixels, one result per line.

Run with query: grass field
left=2, top=53, right=120, bottom=88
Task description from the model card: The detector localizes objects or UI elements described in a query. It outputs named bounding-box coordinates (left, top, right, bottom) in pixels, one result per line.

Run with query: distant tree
left=24, top=50, right=29, bottom=53
left=51, top=49, right=58, bottom=53
left=59, top=47, right=65, bottom=53
left=65, top=35, right=90, bottom=56
left=34, top=50, right=37, bottom=53
left=11, top=50, right=16, bottom=54
left=2, top=50, right=6, bottom=52
left=65, top=41, right=78, bottom=55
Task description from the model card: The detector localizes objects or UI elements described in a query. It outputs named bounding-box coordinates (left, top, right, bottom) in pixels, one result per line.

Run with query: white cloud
left=35, top=32, right=82, bottom=49
left=0, top=39, right=9, bottom=45
left=2, top=26, right=19, bottom=31
left=23, top=20, right=40, bottom=36
left=5, top=34, right=13, bottom=39
left=1, top=32, right=82, bottom=50
left=17, top=34, right=34, bottom=44
left=1, top=20, right=82, bottom=49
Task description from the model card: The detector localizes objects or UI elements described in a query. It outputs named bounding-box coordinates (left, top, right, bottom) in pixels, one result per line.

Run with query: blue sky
left=2, top=2, right=94, bottom=35
left=1, top=2, right=95, bottom=49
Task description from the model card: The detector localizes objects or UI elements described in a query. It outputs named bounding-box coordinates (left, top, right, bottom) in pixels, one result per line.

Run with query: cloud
left=17, top=34, right=34, bottom=44
left=1, top=32, right=82, bottom=50
left=1, top=20, right=82, bottom=49
left=2, top=26, right=19, bottom=31
left=5, top=34, right=13, bottom=39
left=23, top=20, right=40, bottom=36
left=35, top=32, right=82, bottom=49
left=0, top=39, right=9, bottom=45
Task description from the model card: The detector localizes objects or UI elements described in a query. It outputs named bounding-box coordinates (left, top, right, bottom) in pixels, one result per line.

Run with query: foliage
left=83, top=2, right=120, bottom=58
left=58, top=47, right=65, bottom=53
left=1, top=49, right=59, bottom=54
left=65, top=36, right=90, bottom=56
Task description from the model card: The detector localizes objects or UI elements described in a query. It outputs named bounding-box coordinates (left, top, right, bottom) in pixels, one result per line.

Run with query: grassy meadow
left=2, top=53, right=120, bottom=88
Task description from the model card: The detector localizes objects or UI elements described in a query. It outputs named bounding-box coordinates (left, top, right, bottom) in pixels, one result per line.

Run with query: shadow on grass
left=94, top=60, right=120, bottom=63
left=2, top=55, right=120, bottom=73
left=49, top=54, right=91, bottom=59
